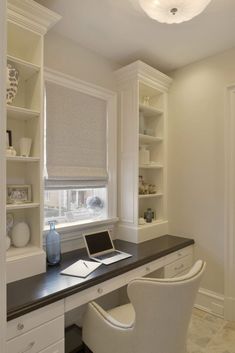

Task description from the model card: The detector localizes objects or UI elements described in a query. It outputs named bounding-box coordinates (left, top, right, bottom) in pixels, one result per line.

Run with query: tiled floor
left=187, top=308, right=235, bottom=353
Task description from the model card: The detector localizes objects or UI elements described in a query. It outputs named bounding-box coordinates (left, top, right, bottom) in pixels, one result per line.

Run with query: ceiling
left=36, top=0, right=235, bottom=73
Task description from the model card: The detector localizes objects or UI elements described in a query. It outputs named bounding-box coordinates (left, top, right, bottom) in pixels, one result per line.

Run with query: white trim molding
left=0, top=0, right=7, bottom=351
left=115, top=60, right=172, bottom=92
left=195, top=288, right=224, bottom=318
left=224, top=84, right=235, bottom=321
left=7, top=0, right=61, bottom=34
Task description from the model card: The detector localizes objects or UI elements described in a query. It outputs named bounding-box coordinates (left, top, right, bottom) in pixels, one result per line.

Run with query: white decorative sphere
left=11, top=222, right=30, bottom=248
left=6, top=235, right=11, bottom=250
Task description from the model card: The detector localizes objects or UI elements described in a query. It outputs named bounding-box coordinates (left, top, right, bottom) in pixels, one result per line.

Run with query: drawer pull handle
left=174, top=264, right=184, bottom=271
left=17, top=322, right=24, bottom=331
left=146, top=266, right=150, bottom=272
left=97, top=288, right=103, bottom=294
left=20, top=341, right=35, bottom=353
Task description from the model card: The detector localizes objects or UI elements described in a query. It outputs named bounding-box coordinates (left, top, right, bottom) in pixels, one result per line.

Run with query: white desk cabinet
left=7, top=242, right=194, bottom=353
left=7, top=301, right=64, bottom=353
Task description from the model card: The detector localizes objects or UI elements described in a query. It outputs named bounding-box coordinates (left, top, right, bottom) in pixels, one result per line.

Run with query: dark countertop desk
left=7, top=234, right=194, bottom=321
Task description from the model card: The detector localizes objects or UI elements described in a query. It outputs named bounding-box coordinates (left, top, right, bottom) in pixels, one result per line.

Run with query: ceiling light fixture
left=139, top=0, right=212, bottom=24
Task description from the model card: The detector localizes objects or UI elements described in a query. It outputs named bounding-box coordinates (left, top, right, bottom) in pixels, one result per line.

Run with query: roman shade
left=45, top=81, right=108, bottom=188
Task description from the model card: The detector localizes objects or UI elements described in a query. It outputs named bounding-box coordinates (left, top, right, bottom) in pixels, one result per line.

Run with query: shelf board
left=6, top=202, right=40, bottom=211
left=7, top=55, right=40, bottom=80
left=139, top=193, right=163, bottom=199
left=139, top=134, right=163, bottom=144
left=139, top=103, right=163, bottom=117
left=6, top=245, right=42, bottom=260
left=138, top=219, right=165, bottom=229
left=7, top=156, right=40, bottom=162
left=139, top=164, right=163, bottom=169
left=7, top=105, right=40, bottom=120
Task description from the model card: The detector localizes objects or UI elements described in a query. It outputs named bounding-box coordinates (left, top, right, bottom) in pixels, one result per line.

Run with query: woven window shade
left=45, top=81, right=107, bottom=187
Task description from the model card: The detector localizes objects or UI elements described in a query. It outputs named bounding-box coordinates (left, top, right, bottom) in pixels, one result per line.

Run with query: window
left=44, top=187, right=107, bottom=227
left=44, top=69, right=117, bottom=230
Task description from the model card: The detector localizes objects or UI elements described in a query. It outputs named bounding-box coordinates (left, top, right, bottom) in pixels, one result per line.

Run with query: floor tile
left=187, top=309, right=235, bottom=353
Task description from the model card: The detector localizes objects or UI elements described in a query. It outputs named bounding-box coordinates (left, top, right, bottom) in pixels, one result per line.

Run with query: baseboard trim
left=224, top=297, right=235, bottom=321
left=195, top=287, right=224, bottom=318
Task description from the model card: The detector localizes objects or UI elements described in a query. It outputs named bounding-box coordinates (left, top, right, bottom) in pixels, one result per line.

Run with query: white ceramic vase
left=20, top=137, right=32, bottom=157
left=11, top=222, right=30, bottom=248
left=139, top=145, right=150, bottom=165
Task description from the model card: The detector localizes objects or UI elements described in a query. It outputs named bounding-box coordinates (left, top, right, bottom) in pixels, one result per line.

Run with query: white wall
left=44, top=31, right=120, bottom=90
left=168, top=47, right=235, bottom=295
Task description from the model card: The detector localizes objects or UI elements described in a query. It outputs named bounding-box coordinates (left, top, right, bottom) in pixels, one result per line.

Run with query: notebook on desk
left=83, top=230, right=132, bottom=265
left=61, top=260, right=101, bottom=278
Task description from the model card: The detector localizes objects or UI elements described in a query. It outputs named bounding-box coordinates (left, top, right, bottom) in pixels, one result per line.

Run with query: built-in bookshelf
left=115, top=61, right=172, bottom=243
left=6, top=0, right=60, bottom=283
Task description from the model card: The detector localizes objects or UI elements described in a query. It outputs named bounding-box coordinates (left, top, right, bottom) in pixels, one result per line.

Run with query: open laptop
left=83, top=230, right=132, bottom=265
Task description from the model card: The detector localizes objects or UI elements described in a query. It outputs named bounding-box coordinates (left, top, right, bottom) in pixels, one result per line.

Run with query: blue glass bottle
left=46, top=221, right=61, bottom=265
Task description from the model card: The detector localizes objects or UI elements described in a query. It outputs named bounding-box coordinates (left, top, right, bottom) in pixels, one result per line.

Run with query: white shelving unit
left=6, top=0, right=61, bottom=283
left=115, top=61, right=172, bottom=243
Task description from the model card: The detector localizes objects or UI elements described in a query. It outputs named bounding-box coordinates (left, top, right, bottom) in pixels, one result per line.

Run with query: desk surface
left=7, top=234, right=194, bottom=321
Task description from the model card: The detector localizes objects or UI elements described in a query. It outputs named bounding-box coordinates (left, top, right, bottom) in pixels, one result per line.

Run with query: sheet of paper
left=61, top=260, right=101, bottom=278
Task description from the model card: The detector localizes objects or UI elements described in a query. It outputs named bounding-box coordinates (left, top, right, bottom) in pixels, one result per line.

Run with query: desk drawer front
left=164, top=255, right=193, bottom=278
left=38, top=339, right=64, bottom=353
left=164, top=245, right=193, bottom=265
left=65, top=258, right=165, bottom=312
left=7, top=301, right=64, bottom=340
left=7, top=316, right=64, bottom=353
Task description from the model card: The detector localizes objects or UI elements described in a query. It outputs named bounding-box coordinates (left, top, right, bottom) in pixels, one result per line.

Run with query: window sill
left=43, top=217, right=119, bottom=243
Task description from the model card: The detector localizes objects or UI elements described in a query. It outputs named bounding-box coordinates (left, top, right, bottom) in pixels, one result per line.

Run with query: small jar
left=144, top=208, right=154, bottom=223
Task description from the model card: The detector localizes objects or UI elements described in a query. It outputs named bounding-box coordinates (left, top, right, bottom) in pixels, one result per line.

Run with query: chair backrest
left=127, top=260, right=206, bottom=353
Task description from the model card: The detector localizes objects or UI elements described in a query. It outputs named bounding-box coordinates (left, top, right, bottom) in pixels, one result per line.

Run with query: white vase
left=139, top=145, right=150, bottom=165
left=11, top=222, right=30, bottom=248
left=20, top=137, right=32, bottom=157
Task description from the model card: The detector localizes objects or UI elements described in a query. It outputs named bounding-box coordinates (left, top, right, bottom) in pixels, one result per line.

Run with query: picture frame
left=7, top=185, right=32, bottom=204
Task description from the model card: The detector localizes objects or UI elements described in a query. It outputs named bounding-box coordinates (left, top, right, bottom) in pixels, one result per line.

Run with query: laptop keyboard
left=95, top=251, right=120, bottom=260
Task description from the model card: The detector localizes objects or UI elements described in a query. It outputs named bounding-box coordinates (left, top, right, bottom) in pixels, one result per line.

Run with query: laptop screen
left=84, top=231, right=113, bottom=255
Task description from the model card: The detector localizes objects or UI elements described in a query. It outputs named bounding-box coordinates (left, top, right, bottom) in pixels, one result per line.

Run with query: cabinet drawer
left=38, top=339, right=64, bottom=353
left=7, top=316, right=64, bottom=353
left=7, top=301, right=64, bottom=340
left=165, top=245, right=193, bottom=265
left=164, top=255, right=193, bottom=278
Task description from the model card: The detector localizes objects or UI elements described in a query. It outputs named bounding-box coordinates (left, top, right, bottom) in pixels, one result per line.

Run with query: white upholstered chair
left=82, top=260, right=206, bottom=353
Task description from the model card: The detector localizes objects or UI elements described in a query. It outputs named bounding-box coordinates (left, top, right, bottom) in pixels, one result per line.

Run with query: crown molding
left=44, top=67, right=116, bottom=100
left=7, top=0, right=61, bottom=34
left=115, top=60, right=172, bottom=92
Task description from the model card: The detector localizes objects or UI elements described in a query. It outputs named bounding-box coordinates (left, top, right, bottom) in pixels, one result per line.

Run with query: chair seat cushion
left=107, top=303, right=135, bottom=325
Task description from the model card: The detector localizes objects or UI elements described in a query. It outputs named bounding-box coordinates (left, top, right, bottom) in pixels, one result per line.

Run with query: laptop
left=83, top=230, right=132, bottom=265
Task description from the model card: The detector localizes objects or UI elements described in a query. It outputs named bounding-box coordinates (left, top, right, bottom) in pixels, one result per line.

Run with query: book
left=61, top=259, right=101, bottom=278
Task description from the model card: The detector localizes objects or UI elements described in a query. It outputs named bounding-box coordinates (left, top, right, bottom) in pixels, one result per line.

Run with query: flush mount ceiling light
left=139, top=0, right=212, bottom=24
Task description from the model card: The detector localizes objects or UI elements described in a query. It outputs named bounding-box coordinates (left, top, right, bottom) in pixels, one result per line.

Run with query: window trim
left=43, top=68, right=117, bottom=234
left=43, top=217, right=119, bottom=244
